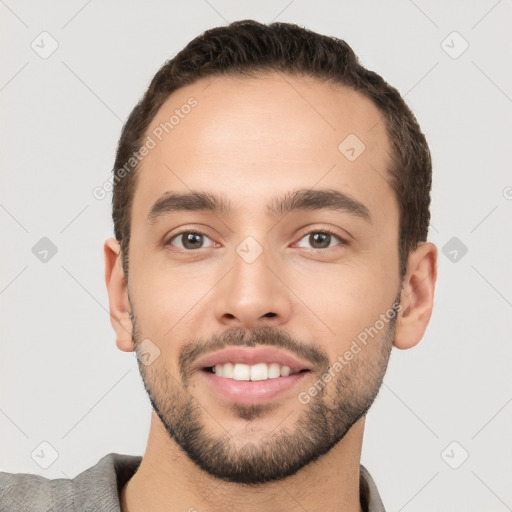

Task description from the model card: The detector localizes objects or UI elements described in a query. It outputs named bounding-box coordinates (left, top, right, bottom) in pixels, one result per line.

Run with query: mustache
left=178, top=325, right=329, bottom=379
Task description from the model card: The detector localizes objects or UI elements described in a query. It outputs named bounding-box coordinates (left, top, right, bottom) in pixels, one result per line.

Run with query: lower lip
left=200, top=370, right=310, bottom=405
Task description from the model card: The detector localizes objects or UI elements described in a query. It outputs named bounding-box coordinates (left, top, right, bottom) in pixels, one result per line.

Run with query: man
left=0, top=19, right=437, bottom=511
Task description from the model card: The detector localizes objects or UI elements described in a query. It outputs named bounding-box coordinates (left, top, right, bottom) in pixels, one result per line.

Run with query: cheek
left=129, top=256, right=220, bottom=345
left=127, top=220, right=213, bottom=332
left=297, top=268, right=359, bottom=325
left=289, top=256, right=397, bottom=352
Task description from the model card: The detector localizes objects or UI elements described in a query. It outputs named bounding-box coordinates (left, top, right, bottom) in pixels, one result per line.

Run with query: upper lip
left=196, top=347, right=312, bottom=373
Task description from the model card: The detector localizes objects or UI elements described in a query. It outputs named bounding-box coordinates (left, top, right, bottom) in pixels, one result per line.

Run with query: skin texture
left=104, top=73, right=437, bottom=512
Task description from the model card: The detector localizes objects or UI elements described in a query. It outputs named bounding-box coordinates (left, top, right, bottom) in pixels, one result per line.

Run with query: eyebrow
left=147, top=188, right=371, bottom=223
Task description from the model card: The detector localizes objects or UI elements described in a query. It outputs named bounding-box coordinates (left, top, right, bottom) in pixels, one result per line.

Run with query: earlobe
left=394, top=242, right=438, bottom=350
left=104, top=238, right=134, bottom=352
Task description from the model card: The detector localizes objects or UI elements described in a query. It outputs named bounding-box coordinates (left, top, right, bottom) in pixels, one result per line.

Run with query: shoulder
left=360, top=464, right=386, bottom=512
left=0, top=469, right=75, bottom=510
left=0, top=453, right=142, bottom=512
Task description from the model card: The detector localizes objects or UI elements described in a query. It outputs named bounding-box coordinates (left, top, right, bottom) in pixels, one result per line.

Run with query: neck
left=121, top=412, right=365, bottom=512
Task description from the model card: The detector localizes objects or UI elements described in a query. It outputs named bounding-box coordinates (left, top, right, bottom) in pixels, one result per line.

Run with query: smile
left=207, top=362, right=305, bottom=381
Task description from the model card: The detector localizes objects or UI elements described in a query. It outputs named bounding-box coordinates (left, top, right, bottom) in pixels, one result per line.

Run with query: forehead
left=131, top=72, right=395, bottom=225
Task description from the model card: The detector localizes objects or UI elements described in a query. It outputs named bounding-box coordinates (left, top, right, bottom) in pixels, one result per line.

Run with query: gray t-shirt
left=0, top=453, right=386, bottom=511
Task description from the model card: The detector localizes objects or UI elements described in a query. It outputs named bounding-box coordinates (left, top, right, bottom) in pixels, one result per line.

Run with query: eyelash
left=166, top=227, right=348, bottom=251
left=294, top=228, right=348, bottom=249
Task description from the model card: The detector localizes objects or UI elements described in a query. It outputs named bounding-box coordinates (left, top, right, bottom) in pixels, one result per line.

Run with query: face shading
left=125, top=73, right=403, bottom=484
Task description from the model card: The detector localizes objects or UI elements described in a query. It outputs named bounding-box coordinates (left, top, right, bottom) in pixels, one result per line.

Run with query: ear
left=104, top=238, right=134, bottom=352
left=394, top=241, right=438, bottom=350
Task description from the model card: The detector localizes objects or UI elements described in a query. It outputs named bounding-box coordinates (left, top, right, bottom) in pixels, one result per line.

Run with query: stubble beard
left=131, top=300, right=398, bottom=485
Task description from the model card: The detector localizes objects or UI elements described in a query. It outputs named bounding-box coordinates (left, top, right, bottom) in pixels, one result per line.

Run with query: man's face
left=126, top=73, right=401, bottom=483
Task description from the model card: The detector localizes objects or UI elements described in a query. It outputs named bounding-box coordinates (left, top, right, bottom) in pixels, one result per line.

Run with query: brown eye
left=295, top=230, right=345, bottom=250
left=168, top=232, right=213, bottom=250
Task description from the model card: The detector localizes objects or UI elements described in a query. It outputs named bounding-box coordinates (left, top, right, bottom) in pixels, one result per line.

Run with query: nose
left=214, top=242, right=292, bottom=330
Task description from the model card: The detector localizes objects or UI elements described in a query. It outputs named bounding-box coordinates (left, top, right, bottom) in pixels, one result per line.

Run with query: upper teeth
left=212, top=362, right=296, bottom=381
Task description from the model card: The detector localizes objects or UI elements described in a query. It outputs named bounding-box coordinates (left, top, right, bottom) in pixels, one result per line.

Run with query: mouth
left=203, top=362, right=310, bottom=381
left=196, top=347, right=313, bottom=405
left=196, top=346, right=313, bottom=373
left=200, top=368, right=311, bottom=405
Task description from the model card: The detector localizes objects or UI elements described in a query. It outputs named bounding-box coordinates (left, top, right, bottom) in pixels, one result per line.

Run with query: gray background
left=1, top=0, right=511, bottom=510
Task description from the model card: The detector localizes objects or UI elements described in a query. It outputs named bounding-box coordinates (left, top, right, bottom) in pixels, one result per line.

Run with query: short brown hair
left=112, top=19, right=432, bottom=279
